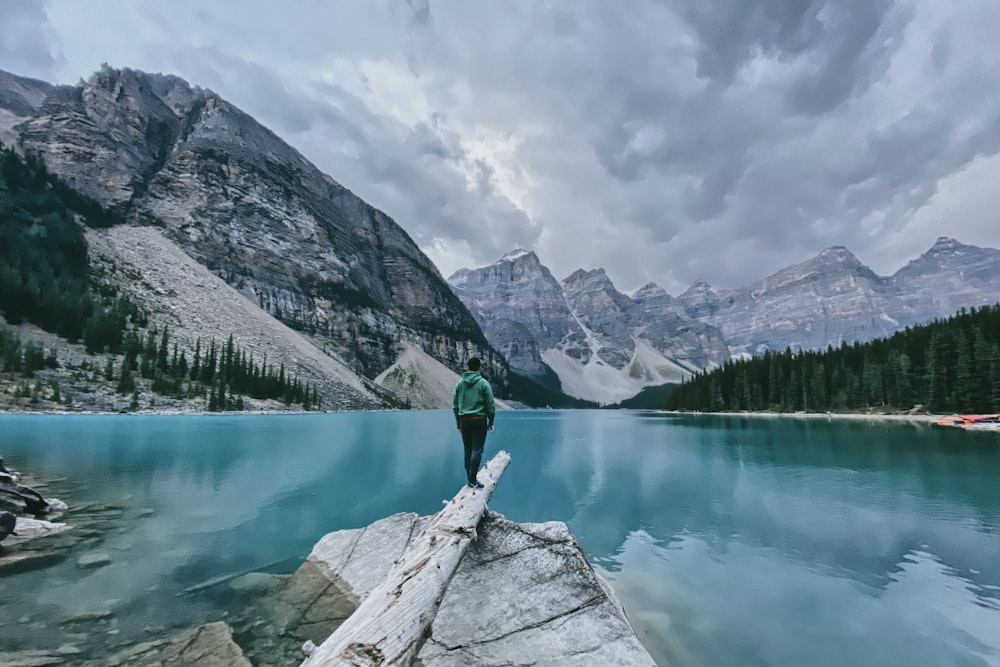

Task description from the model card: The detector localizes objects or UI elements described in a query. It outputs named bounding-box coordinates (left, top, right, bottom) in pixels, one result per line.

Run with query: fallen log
left=301, top=450, right=511, bottom=667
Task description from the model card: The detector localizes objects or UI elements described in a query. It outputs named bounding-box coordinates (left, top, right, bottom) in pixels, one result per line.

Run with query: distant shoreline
left=662, top=410, right=938, bottom=424
left=0, top=408, right=971, bottom=429
left=0, top=408, right=340, bottom=417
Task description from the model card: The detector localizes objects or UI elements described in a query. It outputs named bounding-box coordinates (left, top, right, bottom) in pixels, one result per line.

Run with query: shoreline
left=662, top=410, right=938, bottom=424
left=3, top=407, right=991, bottom=432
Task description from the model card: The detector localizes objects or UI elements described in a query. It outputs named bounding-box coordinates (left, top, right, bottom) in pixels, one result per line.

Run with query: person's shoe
left=473, top=481, right=484, bottom=489
left=467, top=482, right=476, bottom=488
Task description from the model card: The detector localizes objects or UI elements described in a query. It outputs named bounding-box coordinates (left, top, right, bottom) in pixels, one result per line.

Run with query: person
left=453, top=357, right=495, bottom=489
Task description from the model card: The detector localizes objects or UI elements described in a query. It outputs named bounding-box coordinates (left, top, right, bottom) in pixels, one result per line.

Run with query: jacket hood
left=461, top=371, right=483, bottom=386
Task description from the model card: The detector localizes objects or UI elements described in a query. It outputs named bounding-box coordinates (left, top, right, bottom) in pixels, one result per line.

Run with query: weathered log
left=301, top=450, right=512, bottom=667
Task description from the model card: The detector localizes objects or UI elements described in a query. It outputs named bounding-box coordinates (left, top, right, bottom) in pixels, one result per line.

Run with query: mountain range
left=2, top=66, right=998, bottom=409
left=449, top=238, right=1000, bottom=404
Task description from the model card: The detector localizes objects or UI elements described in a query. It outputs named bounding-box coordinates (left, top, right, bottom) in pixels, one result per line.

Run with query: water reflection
left=1, top=410, right=998, bottom=666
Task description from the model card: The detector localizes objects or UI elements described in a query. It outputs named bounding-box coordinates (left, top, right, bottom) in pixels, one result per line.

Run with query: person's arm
left=453, top=382, right=462, bottom=430
left=483, top=380, right=496, bottom=430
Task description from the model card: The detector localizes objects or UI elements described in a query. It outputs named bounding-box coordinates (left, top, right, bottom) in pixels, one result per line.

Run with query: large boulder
left=289, top=511, right=657, bottom=666
left=0, top=470, right=52, bottom=515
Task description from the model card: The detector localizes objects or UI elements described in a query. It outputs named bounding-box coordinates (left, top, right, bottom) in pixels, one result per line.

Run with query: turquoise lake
left=1, top=410, right=999, bottom=666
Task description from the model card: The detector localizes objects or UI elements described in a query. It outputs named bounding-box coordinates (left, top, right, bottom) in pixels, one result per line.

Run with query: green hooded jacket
left=453, top=371, right=495, bottom=428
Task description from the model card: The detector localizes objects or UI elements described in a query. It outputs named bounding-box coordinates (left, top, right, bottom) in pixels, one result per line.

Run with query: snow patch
left=375, top=342, right=512, bottom=411
left=541, top=338, right=691, bottom=405
left=499, top=249, right=533, bottom=262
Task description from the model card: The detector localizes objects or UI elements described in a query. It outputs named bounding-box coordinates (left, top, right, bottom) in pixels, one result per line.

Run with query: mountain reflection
left=1, top=410, right=998, bottom=666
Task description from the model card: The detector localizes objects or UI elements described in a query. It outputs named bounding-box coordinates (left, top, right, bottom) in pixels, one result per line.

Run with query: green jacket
left=453, top=371, right=495, bottom=427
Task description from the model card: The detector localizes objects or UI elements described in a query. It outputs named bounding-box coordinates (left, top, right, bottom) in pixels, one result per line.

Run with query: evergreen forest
left=0, top=145, right=318, bottom=411
left=665, top=304, right=1000, bottom=414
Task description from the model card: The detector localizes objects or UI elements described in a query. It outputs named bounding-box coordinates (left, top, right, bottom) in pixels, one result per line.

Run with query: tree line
left=0, top=144, right=127, bottom=346
left=0, top=144, right=320, bottom=411
left=665, top=304, right=1000, bottom=414
left=112, top=327, right=320, bottom=411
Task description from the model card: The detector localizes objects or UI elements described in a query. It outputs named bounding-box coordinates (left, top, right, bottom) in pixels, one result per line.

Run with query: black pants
left=460, top=419, right=488, bottom=484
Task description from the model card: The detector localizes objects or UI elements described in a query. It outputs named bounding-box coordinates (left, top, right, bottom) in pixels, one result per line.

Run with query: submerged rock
left=0, top=516, right=70, bottom=556
left=0, top=643, right=84, bottom=667
left=77, top=552, right=112, bottom=569
left=89, top=622, right=252, bottom=667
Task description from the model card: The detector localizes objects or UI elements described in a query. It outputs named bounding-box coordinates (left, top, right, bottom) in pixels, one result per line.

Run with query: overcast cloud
left=1, top=0, right=998, bottom=293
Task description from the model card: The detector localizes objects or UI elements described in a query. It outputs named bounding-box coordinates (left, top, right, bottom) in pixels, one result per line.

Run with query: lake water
left=1, top=410, right=999, bottom=666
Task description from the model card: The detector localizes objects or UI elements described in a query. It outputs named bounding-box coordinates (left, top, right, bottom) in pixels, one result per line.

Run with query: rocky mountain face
left=452, top=238, right=1000, bottom=403
left=678, top=246, right=897, bottom=356
left=890, top=237, right=1000, bottom=322
left=450, top=250, right=587, bottom=376
left=449, top=251, right=730, bottom=404
left=0, top=66, right=506, bottom=398
left=676, top=239, right=1000, bottom=357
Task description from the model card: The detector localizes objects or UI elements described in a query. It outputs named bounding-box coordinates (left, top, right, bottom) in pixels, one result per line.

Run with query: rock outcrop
left=0, top=457, right=72, bottom=575
left=288, top=510, right=657, bottom=666
left=0, top=457, right=60, bottom=519
left=86, top=622, right=252, bottom=667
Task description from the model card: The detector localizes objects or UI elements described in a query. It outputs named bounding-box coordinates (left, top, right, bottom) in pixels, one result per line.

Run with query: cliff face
left=450, top=250, right=587, bottom=374
left=3, top=66, right=505, bottom=388
left=890, top=237, right=1000, bottom=324
left=450, top=251, right=730, bottom=404
left=682, top=246, right=896, bottom=356
left=451, top=237, right=1000, bottom=403
left=676, top=240, right=1000, bottom=356
left=0, top=70, right=51, bottom=147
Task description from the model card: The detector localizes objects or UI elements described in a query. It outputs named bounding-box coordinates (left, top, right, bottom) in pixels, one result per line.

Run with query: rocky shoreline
left=0, top=455, right=658, bottom=666
left=0, top=456, right=72, bottom=571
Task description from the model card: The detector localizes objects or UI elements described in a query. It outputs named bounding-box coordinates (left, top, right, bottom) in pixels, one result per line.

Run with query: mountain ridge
left=0, top=65, right=511, bottom=407
left=449, top=237, right=1000, bottom=403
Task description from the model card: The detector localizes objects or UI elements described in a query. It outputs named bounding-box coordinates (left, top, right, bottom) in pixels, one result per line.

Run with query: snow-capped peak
left=499, top=248, right=535, bottom=263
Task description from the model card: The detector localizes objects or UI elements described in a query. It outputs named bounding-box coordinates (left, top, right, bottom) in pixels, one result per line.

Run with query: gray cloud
left=0, top=0, right=63, bottom=79
left=9, top=0, right=1000, bottom=294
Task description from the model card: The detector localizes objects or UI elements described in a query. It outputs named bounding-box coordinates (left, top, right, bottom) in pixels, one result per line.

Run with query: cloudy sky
left=2, top=0, right=998, bottom=293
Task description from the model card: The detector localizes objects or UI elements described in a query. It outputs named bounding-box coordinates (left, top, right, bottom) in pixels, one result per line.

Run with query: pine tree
left=925, top=332, right=946, bottom=411
left=953, top=330, right=973, bottom=410
left=990, top=343, right=1000, bottom=412
left=157, top=327, right=170, bottom=371
left=810, top=363, right=828, bottom=409
left=971, top=328, right=992, bottom=411
left=190, top=338, right=201, bottom=381
left=116, top=359, right=135, bottom=394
